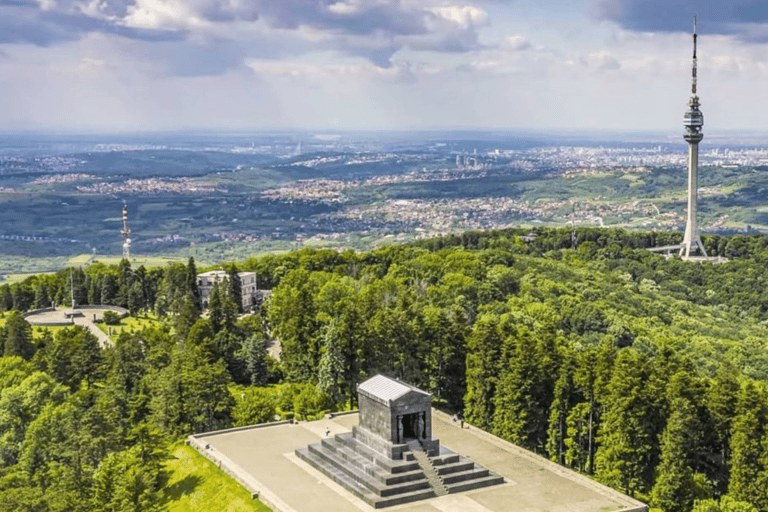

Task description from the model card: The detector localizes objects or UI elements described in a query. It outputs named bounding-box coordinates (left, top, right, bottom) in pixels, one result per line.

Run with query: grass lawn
left=159, top=444, right=272, bottom=512
left=96, top=313, right=165, bottom=336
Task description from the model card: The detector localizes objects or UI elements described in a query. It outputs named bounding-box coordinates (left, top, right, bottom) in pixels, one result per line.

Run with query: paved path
left=70, top=312, right=113, bottom=347
left=26, top=307, right=114, bottom=347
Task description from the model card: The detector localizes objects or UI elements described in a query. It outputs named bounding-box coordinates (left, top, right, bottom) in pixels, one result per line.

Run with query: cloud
left=0, top=4, right=184, bottom=47
left=0, top=0, right=492, bottom=75
left=590, top=0, right=768, bottom=41
left=505, top=35, right=531, bottom=51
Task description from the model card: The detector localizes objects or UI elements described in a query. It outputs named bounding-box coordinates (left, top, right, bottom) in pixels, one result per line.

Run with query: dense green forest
left=3, top=226, right=768, bottom=511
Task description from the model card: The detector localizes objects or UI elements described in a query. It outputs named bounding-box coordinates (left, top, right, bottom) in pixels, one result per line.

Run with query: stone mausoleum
left=296, top=375, right=503, bottom=508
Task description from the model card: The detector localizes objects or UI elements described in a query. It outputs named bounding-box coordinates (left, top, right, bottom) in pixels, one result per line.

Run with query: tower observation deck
left=680, top=17, right=707, bottom=259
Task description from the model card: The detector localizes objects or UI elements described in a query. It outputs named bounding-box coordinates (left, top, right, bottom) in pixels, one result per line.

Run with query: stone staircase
left=296, top=432, right=504, bottom=508
left=407, top=440, right=448, bottom=497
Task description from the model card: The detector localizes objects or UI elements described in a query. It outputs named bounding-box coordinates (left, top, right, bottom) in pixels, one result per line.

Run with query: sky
left=1, top=0, right=768, bottom=133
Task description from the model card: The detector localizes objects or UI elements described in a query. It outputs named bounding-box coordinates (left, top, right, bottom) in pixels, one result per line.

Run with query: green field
left=160, top=444, right=272, bottom=512
left=68, top=254, right=186, bottom=268
left=95, top=313, right=166, bottom=337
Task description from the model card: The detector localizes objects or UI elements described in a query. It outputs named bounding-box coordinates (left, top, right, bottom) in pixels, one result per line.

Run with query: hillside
left=1, top=228, right=768, bottom=512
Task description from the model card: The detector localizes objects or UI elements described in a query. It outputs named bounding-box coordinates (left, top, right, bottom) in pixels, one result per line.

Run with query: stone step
left=409, top=446, right=449, bottom=497
left=296, top=448, right=378, bottom=502
left=445, top=474, right=505, bottom=494
left=320, top=437, right=385, bottom=478
left=430, top=453, right=461, bottom=466
left=299, top=445, right=438, bottom=509
left=305, top=443, right=432, bottom=498
left=337, top=433, right=421, bottom=474
left=374, top=487, right=437, bottom=509
left=441, top=467, right=490, bottom=485
left=435, top=460, right=476, bottom=476
left=311, top=440, right=380, bottom=480
left=321, top=437, right=426, bottom=485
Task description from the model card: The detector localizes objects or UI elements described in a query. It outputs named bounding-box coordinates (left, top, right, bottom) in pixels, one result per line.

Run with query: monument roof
left=358, top=375, right=430, bottom=403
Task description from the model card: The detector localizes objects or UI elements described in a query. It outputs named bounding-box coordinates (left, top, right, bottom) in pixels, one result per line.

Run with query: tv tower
left=680, top=16, right=708, bottom=259
left=121, top=204, right=131, bottom=260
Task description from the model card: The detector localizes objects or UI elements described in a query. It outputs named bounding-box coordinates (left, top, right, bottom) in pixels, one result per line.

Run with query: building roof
left=358, top=375, right=430, bottom=404
left=198, top=270, right=255, bottom=278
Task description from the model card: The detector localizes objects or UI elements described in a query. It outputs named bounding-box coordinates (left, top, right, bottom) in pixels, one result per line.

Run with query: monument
left=296, top=375, right=503, bottom=508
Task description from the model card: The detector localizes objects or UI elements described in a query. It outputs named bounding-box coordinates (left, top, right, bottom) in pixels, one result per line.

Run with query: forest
left=3, top=226, right=768, bottom=511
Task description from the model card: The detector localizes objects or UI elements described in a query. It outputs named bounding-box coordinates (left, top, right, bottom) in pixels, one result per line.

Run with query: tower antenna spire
left=692, top=15, right=698, bottom=95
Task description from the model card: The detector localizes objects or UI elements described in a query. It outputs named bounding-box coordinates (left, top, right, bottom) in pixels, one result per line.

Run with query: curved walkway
left=25, top=307, right=120, bottom=347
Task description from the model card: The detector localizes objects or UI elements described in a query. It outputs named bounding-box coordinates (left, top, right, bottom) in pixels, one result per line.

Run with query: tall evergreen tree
left=1, top=311, right=35, bottom=360
left=186, top=257, right=201, bottom=311
left=317, top=319, right=346, bottom=405
left=0, top=285, right=13, bottom=311
left=208, top=283, right=224, bottom=334
left=34, top=284, right=51, bottom=309
left=547, top=363, right=573, bottom=464
left=651, top=372, right=700, bottom=512
left=707, top=362, right=741, bottom=493
left=226, top=264, right=243, bottom=314
left=595, top=348, right=656, bottom=497
left=463, top=313, right=503, bottom=429
left=727, top=381, right=766, bottom=507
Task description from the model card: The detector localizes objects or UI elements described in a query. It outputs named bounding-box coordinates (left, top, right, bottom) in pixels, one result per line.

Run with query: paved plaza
left=25, top=306, right=121, bottom=347
left=190, top=410, right=648, bottom=512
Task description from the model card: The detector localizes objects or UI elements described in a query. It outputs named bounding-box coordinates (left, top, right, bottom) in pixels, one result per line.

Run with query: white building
left=198, top=270, right=258, bottom=310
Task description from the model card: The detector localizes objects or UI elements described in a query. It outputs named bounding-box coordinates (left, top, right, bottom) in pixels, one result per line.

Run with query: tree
left=127, top=280, right=144, bottom=315
left=546, top=362, right=573, bottom=464
left=39, top=326, right=103, bottom=390
left=100, top=274, right=119, bottom=305
left=186, top=257, right=201, bottom=311
left=102, top=310, right=121, bottom=325
left=208, top=282, right=224, bottom=333
left=707, top=362, right=741, bottom=493
left=1, top=311, right=35, bottom=360
left=0, top=372, right=68, bottom=466
left=238, top=332, right=269, bottom=386
left=728, top=381, right=766, bottom=507
left=568, top=341, right=615, bottom=474
left=174, top=297, right=199, bottom=341
left=0, top=285, right=13, bottom=311
left=227, top=264, right=243, bottom=314
left=232, top=388, right=276, bottom=426
left=149, top=345, right=234, bottom=435
left=0, top=356, right=35, bottom=390
left=463, top=313, right=504, bottom=430
left=293, top=385, right=333, bottom=421
left=34, top=283, right=51, bottom=309
left=267, top=269, right=324, bottom=382
left=595, top=348, right=656, bottom=497
left=651, top=373, right=700, bottom=512
left=317, top=319, right=346, bottom=405
left=692, top=496, right=759, bottom=512
left=185, top=318, right=215, bottom=355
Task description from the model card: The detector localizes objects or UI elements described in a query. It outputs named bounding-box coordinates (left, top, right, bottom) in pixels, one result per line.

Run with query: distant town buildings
left=197, top=270, right=258, bottom=310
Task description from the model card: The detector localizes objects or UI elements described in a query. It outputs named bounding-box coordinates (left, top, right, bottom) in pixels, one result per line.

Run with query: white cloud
left=505, top=35, right=531, bottom=51
left=122, top=0, right=207, bottom=30
left=427, top=5, right=488, bottom=29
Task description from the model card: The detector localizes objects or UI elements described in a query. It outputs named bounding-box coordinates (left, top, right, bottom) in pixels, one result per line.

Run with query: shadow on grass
left=159, top=474, right=203, bottom=504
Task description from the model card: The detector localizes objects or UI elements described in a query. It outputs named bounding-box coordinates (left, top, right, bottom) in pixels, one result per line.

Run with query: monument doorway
left=398, top=412, right=426, bottom=443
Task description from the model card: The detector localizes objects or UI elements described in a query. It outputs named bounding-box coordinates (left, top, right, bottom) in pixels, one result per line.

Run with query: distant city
left=2, top=131, right=768, bottom=274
